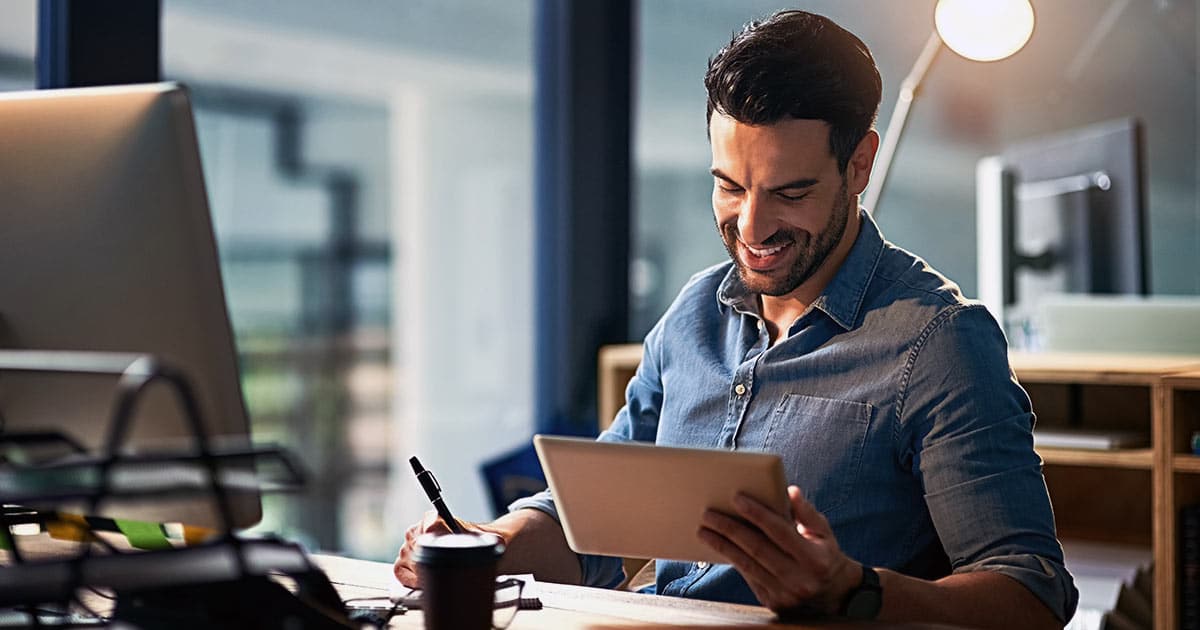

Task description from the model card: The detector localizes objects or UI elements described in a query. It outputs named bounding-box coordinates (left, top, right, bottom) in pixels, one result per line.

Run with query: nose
left=736, top=193, right=776, bottom=246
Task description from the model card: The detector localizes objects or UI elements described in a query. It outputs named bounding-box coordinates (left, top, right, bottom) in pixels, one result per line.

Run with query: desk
left=313, top=554, right=960, bottom=629
left=1, top=533, right=958, bottom=628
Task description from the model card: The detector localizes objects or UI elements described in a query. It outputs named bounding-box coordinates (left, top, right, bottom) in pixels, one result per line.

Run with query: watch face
left=845, top=589, right=882, bottom=619
left=843, top=566, right=882, bottom=620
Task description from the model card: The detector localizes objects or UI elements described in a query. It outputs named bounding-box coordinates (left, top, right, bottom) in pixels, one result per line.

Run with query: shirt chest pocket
left=764, top=394, right=874, bottom=517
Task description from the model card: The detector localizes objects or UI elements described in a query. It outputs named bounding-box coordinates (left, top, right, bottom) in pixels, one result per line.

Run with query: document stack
left=0, top=351, right=364, bottom=629
left=1062, top=540, right=1153, bottom=630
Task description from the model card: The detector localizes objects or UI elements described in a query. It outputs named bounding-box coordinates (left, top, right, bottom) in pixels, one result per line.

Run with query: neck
left=759, top=209, right=862, bottom=343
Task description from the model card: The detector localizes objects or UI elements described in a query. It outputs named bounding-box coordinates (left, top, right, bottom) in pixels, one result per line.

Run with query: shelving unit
left=1008, top=351, right=1200, bottom=629
left=1164, top=369, right=1200, bottom=629
left=597, top=345, right=1200, bottom=628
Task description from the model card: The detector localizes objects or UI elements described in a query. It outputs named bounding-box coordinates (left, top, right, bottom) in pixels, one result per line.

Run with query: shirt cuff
left=507, top=490, right=626, bottom=589
left=953, top=553, right=1079, bottom=623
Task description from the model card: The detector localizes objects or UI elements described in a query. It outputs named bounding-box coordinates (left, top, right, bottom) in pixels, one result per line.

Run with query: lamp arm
left=863, top=31, right=944, bottom=216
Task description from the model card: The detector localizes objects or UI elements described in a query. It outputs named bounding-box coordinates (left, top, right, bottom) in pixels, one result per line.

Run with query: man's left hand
left=698, top=485, right=862, bottom=614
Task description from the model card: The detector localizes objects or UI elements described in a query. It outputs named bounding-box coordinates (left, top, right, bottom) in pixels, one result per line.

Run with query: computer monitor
left=976, top=118, right=1148, bottom=346
left=0, top=83, right=261, bottom=529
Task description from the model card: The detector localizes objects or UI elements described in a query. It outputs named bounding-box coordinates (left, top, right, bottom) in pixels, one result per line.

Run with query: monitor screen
left=0, top=83, right=261, bottom=529
left=976, top=118, right=1148, bottom=346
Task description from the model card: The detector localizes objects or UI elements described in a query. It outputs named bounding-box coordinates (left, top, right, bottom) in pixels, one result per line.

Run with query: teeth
left=747, top=244, right=786, bottom=257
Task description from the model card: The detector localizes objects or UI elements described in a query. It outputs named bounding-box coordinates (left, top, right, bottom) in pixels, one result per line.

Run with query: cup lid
left=414, top=532, right=505, bottom=567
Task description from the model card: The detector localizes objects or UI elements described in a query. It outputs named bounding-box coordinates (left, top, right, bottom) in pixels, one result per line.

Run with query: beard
left=719, top=179, right=851, bottom=297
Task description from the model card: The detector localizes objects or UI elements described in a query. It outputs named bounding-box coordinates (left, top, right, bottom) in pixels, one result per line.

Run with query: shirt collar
left=716, top=207, right=884, bottom=331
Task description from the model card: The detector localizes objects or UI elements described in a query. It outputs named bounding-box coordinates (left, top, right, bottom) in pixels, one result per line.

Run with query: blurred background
left=0, top=0, right=1194, bottom=562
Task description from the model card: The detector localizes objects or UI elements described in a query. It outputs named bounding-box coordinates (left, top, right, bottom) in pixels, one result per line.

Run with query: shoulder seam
left=874, top=267, right=961, bottom=308
left=893, top=303, right=988, bottom=444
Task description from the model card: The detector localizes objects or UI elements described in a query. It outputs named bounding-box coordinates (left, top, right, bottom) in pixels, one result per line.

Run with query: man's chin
left=736, top=265, right=800, bottom=297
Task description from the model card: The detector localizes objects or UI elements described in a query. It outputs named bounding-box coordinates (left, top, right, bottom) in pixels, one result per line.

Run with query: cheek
left=712, top=192, right=737, bottom=226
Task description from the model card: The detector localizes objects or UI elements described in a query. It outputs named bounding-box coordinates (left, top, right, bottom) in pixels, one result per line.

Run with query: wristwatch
left=840, top=565, right=882, bottom=619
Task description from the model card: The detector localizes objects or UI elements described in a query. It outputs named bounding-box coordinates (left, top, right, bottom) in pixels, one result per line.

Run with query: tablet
left=532, top=435, right=790, bottom=564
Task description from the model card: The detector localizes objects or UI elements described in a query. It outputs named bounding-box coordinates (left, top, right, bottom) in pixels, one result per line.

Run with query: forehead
left=708, top=114, right=835, bottom=178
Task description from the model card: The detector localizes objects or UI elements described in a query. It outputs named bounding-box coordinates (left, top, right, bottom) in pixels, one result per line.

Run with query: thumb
left=421, top=509, right=456, bottom=535
left=789, top=485, right=832, bottom=536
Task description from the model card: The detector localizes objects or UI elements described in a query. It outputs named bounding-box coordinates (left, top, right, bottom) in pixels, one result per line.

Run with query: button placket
left=721, top=314, right=765, bottom=449
left=723, top=356, right=760, bottom=449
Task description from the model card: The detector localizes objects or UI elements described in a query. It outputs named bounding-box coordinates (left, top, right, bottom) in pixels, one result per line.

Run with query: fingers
left=700, top=508, right=818, bottom=581
left=787, top=486, right=832, bottom=537
left=730, top=493, right=822, bottom=563
left=394, top=561, right=420, bottom=587
left=420, top=509, right=456, bottom=535
left=393, top=543, right=418, bottom=586
left=696, top=523, right=821, bottom=608
left=394, top=525, right=420, bottom=586
left=696, top=526, right=776, bottom=603
left=697, top=489, right=852, bottom=613
left=395, top=510, right=457, bottom=587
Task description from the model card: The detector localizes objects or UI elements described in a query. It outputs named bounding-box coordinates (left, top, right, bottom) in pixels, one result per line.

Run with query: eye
left=716, top=182, right=743, bottom=194
left=777, top=191, right=808, bottom=202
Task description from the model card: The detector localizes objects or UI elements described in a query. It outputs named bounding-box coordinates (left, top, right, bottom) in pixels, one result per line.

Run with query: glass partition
left=633, top=0, right=1198, bottom=338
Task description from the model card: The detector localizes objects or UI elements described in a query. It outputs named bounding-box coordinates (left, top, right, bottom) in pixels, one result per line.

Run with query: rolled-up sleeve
left=506, top=490, right=624, bottom=588
left=507, top=321, right=666, bottom=588
left=899, top=304, right=1079, bottom=623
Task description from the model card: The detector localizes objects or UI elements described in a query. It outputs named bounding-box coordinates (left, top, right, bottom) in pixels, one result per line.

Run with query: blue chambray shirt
left=510, top=209, right=1079, bottom=623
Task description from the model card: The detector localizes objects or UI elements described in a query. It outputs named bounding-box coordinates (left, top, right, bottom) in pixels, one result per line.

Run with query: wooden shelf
left=1174, top=455, right=1200, bottom=474
left=1165, top=370, right=1200, bottom=391
left=1038, top=447, right=1154, bottom=469
left=597, top=344, right=644, bottom=431
left=1010, top=351, right=1200, bottom=385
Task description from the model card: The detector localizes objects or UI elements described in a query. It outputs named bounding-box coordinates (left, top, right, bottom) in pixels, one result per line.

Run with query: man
left=396, top=10, right=1077, bottom=628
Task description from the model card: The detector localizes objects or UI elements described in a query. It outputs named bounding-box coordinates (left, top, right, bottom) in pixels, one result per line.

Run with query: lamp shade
left=934, top=0, right=1035, bottom=62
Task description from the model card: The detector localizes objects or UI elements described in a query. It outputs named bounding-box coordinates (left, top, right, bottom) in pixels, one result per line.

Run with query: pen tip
left=409, top=456, right=422, bottom=473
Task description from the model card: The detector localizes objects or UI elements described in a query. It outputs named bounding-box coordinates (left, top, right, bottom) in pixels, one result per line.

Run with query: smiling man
left=396, top=9, right=1077, bottom=628
left=709, top=114, right=861, bottom=343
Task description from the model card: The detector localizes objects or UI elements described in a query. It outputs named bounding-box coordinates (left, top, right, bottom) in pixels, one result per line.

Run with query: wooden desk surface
left=313, top=554, right=960, bottom=629
left=1, top=533, right=958, bottom=628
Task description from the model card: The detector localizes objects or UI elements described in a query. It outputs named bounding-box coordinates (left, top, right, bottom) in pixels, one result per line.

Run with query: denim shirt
left=510, top=210, right=1078, bottom=623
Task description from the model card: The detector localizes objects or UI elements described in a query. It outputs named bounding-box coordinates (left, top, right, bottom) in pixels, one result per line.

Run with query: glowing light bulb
left=934, top=0, right=1035, bottom=62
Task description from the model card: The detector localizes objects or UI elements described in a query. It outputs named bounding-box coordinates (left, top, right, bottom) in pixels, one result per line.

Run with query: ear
left=845, top=130, right=880, bottom=196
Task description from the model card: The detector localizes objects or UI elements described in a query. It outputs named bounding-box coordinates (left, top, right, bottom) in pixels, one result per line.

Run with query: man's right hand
left=392, top=508, right=583, bottom=588
left=393, top=510, right=494, bottom=587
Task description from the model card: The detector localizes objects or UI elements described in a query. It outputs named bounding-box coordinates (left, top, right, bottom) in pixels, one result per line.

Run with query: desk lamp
left=864, top=0, right=1035, bottom=215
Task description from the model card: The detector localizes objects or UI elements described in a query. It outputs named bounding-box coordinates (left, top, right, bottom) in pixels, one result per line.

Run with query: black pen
left=409, top=456, right=465, bottom=534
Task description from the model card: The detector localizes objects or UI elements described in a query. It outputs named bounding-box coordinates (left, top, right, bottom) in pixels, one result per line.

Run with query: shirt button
left=734, top=383, right=746, bottom=396
left=697, top=561, right=709, bottom=570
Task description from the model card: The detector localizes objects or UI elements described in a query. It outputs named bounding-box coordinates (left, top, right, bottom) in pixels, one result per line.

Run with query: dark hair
left=705, top=10, right=882, bottom=172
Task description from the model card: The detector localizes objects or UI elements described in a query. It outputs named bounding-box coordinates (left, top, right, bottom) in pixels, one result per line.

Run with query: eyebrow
left=710, top=168, right=819, bottom=192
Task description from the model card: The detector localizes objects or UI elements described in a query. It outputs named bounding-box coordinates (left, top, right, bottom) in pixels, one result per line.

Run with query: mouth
left=738, top=240, right=794, bottom=271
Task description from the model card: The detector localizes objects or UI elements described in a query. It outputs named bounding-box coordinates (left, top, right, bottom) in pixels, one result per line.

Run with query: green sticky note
left=114, top=519, right=173, bottom=551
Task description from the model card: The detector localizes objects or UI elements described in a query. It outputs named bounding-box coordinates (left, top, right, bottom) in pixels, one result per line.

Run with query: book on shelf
left=1181, top=505, right=1200, bottom=630
left=1102, top=609, right=1147, bottom=630
left=1061, top=540, right=1153, bottom=630
left=1033, top=428, right=1149, bottom=451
